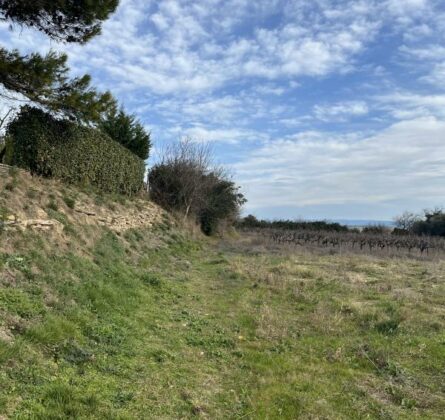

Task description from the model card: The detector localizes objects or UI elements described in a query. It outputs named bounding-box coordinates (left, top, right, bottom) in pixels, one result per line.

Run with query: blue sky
left=2, top=0, right=445, bottom=221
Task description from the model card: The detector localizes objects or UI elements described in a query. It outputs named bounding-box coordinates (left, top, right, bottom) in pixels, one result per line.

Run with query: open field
left=1, top=216, right=444, bottom=418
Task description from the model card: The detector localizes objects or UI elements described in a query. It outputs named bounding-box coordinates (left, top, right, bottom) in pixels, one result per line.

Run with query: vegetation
left=412, top=209, right=445, bottom=237
left=0, top=1, right=444, bottom=416
left=0, top=0, right=152, bottom=176
left=99, top=105, right=151, bottom=160
left=0, top=0, right=119, bottom=43
left=0, top=49, right=114, bottom=124
left=0, top=171, right=444, bottom=417
left=149, top=140, right=245, bottom=235
left=0, top=1, right=118, bottom=123
left=5, top=107, right=145, bottom=195
left=238, top=214, right=349, bottom=232
left=395, top=209, right=445, bottom=237
left=245, top=228, right=443, bottom=256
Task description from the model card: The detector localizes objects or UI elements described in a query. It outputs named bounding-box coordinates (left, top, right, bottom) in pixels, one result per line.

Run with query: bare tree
left=394, top=211, right=421, bottom=231
left=149, top=138, right=245, bottom=234
left=150, top=138, right=214, bottom=220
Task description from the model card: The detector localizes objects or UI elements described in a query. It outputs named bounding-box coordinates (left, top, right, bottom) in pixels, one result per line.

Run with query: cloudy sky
left=2, top=0, right=445, bottom=221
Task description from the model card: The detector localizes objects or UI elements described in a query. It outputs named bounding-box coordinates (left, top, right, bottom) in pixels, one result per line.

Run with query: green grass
left=0, top=225, right=444, bottom=418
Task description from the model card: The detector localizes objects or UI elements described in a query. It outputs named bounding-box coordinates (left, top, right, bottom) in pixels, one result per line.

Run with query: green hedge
left=5, top=107, right=145, bottom=195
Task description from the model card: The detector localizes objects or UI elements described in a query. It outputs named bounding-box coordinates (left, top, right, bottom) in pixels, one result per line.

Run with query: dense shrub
left=5, top=107, right=144, bottom=195
left=412, top=210, right=445, bottom=237
left=199, top=175, right=246, bottom=235
left=362, top=224, right=389, bottom=234
left=149, top=140, right=245, bottom=235
left=148, top=163, right=189, bottom=212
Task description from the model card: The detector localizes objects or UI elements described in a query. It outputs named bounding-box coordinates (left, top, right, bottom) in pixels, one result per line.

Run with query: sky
left=1, top=0, right=445, bottom=221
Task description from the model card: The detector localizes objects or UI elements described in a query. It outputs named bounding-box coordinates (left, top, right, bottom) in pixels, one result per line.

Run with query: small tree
left=199, top=173, right=246, bottom=235
left=149, top=139, right=211, bottom=219
left=149, top=139, right=245, bottom=235
left=412, top=208, right=445, bottom=237
left=99, top=106, right=151, bottom=160
left=394, top=211, right=421, bottom=231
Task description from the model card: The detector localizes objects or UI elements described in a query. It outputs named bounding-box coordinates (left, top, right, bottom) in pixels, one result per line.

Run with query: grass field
left=1, top=221, right=444, bottom=418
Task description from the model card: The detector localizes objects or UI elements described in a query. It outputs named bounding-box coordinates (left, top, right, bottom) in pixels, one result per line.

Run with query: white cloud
left=0, top=0, right=386, bottom=95
left=169, top=124, right=267, bottom=144
left=314, top=101, right=369, bottom=121
left=375, top=92, right=445, bottom=119
left=235, top=117, right=445, bottom=213
left=421, top=62, right=445, bottom=87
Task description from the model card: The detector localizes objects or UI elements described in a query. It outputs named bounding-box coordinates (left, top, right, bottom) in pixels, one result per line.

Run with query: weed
left=47, top=200, right=58, bottom=212
left=26, top=188, right=39, bottom=199
left=5, top=179, right=18, bottom=191
left=53, top=339, right=94, bottom=365
left=62, top=196, right=76, bottom=209
left=141, top=273, right=162, bottom=287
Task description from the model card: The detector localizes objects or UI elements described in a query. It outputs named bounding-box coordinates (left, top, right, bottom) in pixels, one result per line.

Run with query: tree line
left=237, top=214, right=350, bottom=232
left=238, top=208, right=445, bottom=239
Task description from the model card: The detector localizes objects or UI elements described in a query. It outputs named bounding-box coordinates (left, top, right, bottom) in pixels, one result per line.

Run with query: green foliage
left=149, top=141, right=245, bottom=235
left=0, top=49, right=114, bottom=124
left=237, top=214, right=349, bottom=232
left=150, top=164, right=245, bottom=235
left=199, top=175, right=246, bottom=235
left=100, top=106, right=151, bottom=160
left=412, top=209, right=445, bottom=237
left=362, top=224, right=389, bottom=234
left=6, top=107, right=145, bottom=195
left=0, top=0, right=117, bottom=123
left=47, top=199, right=59, bottom=212
left=62, top=195, right=76, bottom=209
left=0, top=138, right=5, bottom=162
left=0, top=0, right=119, bottom=43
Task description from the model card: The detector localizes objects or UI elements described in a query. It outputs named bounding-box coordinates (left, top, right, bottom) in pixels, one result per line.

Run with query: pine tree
left=100, top=106, right=151, bottom=160
left=0, top=0, right=118, bottom=43
left=0, top=0, right=119, bottom=123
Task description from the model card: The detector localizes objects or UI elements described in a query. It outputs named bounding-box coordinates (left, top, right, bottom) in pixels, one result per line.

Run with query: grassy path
left=1, top=226, right=445, bottom=418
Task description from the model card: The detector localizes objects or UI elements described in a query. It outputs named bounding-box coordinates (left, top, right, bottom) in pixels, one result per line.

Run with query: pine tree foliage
left=0, top=0, right=119, bottom=43
left=0, top=0, right=119, bottom=123
left=100, top=105, right=151, bottom=160
left=0, top=49, right=114, bottom=124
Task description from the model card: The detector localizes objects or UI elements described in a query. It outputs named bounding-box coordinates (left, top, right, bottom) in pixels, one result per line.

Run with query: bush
left=412, top=210, right=445, bottom=237
left=149, top=140, right=245, bottom=235
left=5, top=107, right=145, bottom=196
left=362, top=224, right=388, bottom=234
left=63, top=196, right=76, bottom=209
left=199, top=175, right=246, bottom=235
